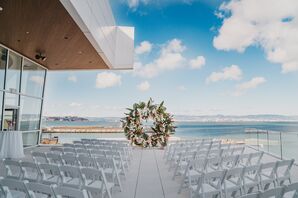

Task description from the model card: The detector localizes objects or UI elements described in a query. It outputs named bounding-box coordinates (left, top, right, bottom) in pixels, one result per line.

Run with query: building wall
left=0, top=44, right=47, bottom=147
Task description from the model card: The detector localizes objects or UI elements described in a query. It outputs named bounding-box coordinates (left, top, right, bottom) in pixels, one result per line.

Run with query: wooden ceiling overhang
left=0, top=0, right=110, bottom=70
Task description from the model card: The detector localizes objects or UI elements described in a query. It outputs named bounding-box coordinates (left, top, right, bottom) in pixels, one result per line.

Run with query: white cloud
left=126, top=0, right=196, bottom=10
left=69, top=102, right=82, bottom=107
left=95, top=72, right=122, bottom=88
left=137, top=81, right=150, bottom=91
left=206, top=65, right=242, bottom=83
left=234, top=77, right=266, bottom=96
left=29, top=76, right=44, bottom=85
left=214, top=0, right=298, bottom=73
left=68, top=75, right=77, bottom=82
left=189, top=56, right=206, bottom=69
left=134, top=38, right=186, bottom=78
left=177, top=85, right=186, bottom=91
left=135, top=41, right=152, bottom=54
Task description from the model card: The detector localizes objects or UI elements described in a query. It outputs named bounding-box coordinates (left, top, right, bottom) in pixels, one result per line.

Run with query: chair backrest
left=259, top=186, right=283, bottom=198
left=50, top=147, right=64, bottom=153
left=283, top=182, right=298, bottom=197
left=224, top=167, right=244, bottom=186
left=20, top=161, right=41, bottom=182
left=238, top=153, right=251, bottom=166
left=248, top=152, right=264, bottom=166
left=77, top=155, right=97, bottom=168
left=53, top=185, right=88, bottom=198
left=46, top=153, right=63, bottom=165
left=204, top=170, right=227, bottom=188
left=61, top=153, right=79, bottom=166
left=260, top=162, right=277, bottom=179
left=76, top=148, right=90, bottom=156
left=26, top=182, right=56, bottom=197
left=3, top=159, right=22, bottom=179
left=63, top=143, right=74, bottom=148
left=243, top=165, right=261, bottom=182
left=63, top=147, right=76, bottom=154
left=80, top=167, right=108, bottom=186
left=276, top=159, right=294, bottom=178
left=60, top=165, right=82, bottom=179
left=32, top=151, right=48, bottom=163
left=90, top=149, right=105, bottom=157
left=221, top=155, right=239, bottom=169
left=39, top=163, right=61, bottom=177
left=0, top=178, right=31, bottom=198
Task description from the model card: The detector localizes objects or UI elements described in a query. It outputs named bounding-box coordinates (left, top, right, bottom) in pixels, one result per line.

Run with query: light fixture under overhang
left=0, top=7, right=3, bottom=11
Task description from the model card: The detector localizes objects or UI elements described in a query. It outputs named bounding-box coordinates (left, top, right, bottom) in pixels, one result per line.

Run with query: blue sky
left=43, top=0, right=298, bottom=117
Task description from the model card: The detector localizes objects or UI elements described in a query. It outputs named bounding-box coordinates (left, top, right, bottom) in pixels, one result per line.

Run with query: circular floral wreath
left=121, top=98, right=176, bottom=148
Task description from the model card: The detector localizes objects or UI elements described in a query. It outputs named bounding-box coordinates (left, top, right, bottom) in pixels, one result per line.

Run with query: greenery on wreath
left=121, top=98, right=176, bottom=148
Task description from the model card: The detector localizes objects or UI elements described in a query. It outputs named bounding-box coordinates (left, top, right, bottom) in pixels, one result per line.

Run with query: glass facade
left=0, top=44, right=47, bottom=147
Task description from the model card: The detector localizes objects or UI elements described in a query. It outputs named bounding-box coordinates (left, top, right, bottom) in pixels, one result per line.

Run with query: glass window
left=0, top=91, right=3, bottom=129
left=6, top=51, right=21, bottom=92
left=22, top=59, right=45, bottom=97
left=4, top=92, right=19, bottom=107
left=20, top=96, right=42, bottom=131
left=0, top=46, right=7, bottom=89
left=23, top=131, right=39, bottom=147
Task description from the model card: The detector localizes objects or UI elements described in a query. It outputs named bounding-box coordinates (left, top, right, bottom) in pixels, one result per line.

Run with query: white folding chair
left=224, top=167, right=244, bottom=197
left=95, top=156, right=122, bottom=191
left=206, top=156, right=222, bottom=172
left=32, top=151, right=49, bottom=164
left=60, top=165, right=83, bottom=188
left=39, top=163, right=62, bottom=185
left=178, top=158, right=207, bottom=194
left=275, top=159, right=294, bottom=186
left=81, top=167, right=113, bottom=198
left=3, top=159, right=22, bottom=180
left=20, top=161, right=41, bottom=182
left=259, top=186, right=283, bottom=198
left=53, top=185, right=88, bottom=198
left=242, top=165, right=261, bottom=194
left=190, top=170, right=227, bottom=198
left=26, top=181, right=56, bottom=197
left=283, top=182, right=298, bottom=198
left=0, top=178, right=32, bottom=198
left=259, top=162, right=277, bottom=190
left=238, top=153, right=251, bottom=167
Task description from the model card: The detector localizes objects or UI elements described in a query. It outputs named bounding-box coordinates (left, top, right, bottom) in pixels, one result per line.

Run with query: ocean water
left=42, top=121, right=298, bottom=161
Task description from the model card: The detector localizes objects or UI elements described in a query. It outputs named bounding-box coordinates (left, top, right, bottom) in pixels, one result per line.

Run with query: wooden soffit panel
left=0, top=0, right=109, bottom=70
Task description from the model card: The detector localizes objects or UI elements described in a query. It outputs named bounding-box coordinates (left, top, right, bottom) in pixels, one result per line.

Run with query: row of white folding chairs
left=2, top=158, right=120, bottom=197
left=172, top=151, right=264, bottom=180
left=77, top=139, right=130, bottom=147
left=240, top=183, right=298, bottom=198
left=187, top=159, right=295, bottom=198
left=64, top=143, right=132, bottom=161
left=165, top=140, right=239, bottom=164
left=50, top=146, right=131, bottom=167
left=0, top=169, right=111, bottom=198
left=31, top=151, right=127, bottom=178
left=0, top=178, right=91, bottom=198
left=168, top=145, right=246, bottom=170
left=164, top=138, right=219, bottom=158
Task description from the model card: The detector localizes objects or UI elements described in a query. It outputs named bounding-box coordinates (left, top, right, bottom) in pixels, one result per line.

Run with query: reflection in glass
left=22, top=59, right=45, bottom=97
left=0, top=46, right=7, bottom=89
left=5, top=92, right=19, bottom=107
left=6, top=51, right=21, bottom=92
left=23, top=131, right=39, bottom=147
left=0, top=91, right=3, bottom=129
left=20, top=96, right=41, bottom=131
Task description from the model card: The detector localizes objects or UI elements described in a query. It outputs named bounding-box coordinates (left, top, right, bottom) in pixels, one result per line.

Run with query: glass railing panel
left=267, top=132, right=282, bottom=159
left=280, top=132, right=298, bottom=161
